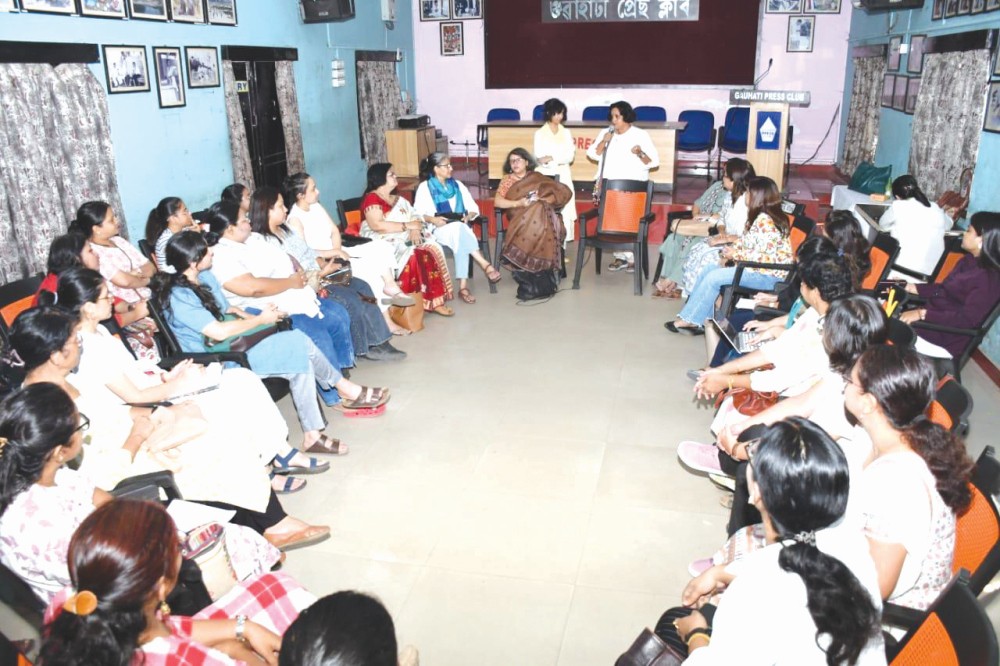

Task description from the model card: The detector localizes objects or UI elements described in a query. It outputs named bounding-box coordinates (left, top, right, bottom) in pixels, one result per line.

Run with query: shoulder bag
left=204, top=314, right=291, bottom=353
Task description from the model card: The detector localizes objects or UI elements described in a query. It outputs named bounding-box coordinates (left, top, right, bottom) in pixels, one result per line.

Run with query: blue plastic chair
left=582, top=105, right=610, bottom=121
left=532, top=104, right=545, bottom=122
left=676, top=110, right=717, bottom=182
left=717, top=107, right=751, bottom=177
left=634, top=105, right=667, bottom=122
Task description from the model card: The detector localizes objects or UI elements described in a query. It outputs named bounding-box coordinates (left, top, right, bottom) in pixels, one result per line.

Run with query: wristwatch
left=235, top=614, right=247, bottom=643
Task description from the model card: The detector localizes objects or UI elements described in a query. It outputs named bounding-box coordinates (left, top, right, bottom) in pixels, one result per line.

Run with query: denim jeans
left=677, top=266, right=779, bottom=326
left=291, top=298, right=355, bottom=372
left=323, top=277, right=391, bottom=354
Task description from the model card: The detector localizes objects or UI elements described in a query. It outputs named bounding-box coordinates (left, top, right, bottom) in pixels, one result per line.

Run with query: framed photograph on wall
left=984, top=82, right=1000, bottom=133
left=128, top=0, right=168, bottom=20
left=206, top=0, right=236, bottom=24
left=906, top=35, right=926, bottom=74
left=892, top=75, right=908, bottom=111
left=765, top=0, right=802, bottom=13
left=971, top=0, right=986, bottom=13
left=452, top=0, right=481, bottom=19
left=80, top=0, right=127, bottom=18
left=787, top=15, right=814, bottom=53
left=185, top=46, right=220, bottom=88
left=887, top=36, right=902, bottom=71
left=804, top=0, right=841, bottom=12
left=881, top=74, right=896, bottom=108
left=440, top=21, right=463, bottom=56
left=957, top=0, right=971, bottom=13
left=21, top=0, right=75, bottom=14
left=932, top=0, right=944, bottom=18
left=153, top=46, right=185, bottom=108
left=419, top=0, right=449, bottom=20
left=904, top=77, right=920, bottom=114
left=987, top=0, right=1000, bottom=10
left=169, top=0, right=203, bottom=22
left=944, top=0, right=959, bottom=17
left=103, top=45, right=150, bottom=94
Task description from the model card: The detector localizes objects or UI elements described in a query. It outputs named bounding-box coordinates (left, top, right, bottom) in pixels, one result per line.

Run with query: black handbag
left=512, top=269, right=558, bottom=301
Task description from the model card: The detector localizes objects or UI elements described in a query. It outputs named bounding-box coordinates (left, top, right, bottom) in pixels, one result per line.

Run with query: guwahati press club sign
left=543, top=0, right=699, bottom=22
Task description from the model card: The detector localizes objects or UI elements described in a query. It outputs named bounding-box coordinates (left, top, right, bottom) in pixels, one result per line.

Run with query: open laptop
left=710, top=317, right=765, bottom=354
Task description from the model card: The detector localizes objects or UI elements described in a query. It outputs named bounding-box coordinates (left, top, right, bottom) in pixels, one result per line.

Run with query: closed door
left=230, top=60, right=287, bottom=188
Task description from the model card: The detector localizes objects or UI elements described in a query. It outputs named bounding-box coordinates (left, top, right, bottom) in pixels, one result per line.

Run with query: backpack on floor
left=512, top=269, right=558, bottom=301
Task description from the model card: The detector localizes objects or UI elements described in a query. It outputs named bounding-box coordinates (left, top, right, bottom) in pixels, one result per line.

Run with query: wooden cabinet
left=385, top=127, right=436, bottom=177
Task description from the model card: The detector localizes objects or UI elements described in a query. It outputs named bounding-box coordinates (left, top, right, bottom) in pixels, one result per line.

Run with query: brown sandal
left=303, top=434, right=348, bottom=456
left=484, top=264, right=502, bottom=283
left=341, top=386, right=390, bottom=410
left=458, top=288, right=476, bottom=304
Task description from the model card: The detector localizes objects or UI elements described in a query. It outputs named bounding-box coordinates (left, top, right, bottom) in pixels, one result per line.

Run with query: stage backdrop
left=485, top=0, right=761, bottom=88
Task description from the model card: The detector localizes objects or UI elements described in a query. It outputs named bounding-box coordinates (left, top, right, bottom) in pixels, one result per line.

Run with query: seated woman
left=39, top=500, right=315, bottom=665
left=846, top=345, right=973, bottom=610
left=532, top=98, right=577, bottom=243
left=673, top=159, right=755, bottom=300
left=898, top=211, right=1000, bottom=361
left=145, top=196, right=197, bottom=270
left=251, top=186, right=405, bottom=361
left=221, top=182, right=251, bottom=219
left=414, top=152, right=501, bottom=304
left=283, top=171, right=415, bottom=334
left=634, top=418, right=883, bottom=664
left=0, top=383, right=280, bottom=605
left=204, top=200, right=358, bottom=385
left=361, top=163, right=455, bottom=316
left=492, top=147, right=573, bottom=275
left=667, top=177, right=793, bottom=335
left=11, top=307, right=330, bottom=551
left=881, top=175, right=953, bottom=280
left=68, top=201, right=160, bottom=361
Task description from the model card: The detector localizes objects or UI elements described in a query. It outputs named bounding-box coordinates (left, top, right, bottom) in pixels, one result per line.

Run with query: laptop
left=710, top=317, right=765, bottom=354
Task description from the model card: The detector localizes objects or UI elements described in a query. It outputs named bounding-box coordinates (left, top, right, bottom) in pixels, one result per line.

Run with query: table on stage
left=477, top=120, right=686, bottom=192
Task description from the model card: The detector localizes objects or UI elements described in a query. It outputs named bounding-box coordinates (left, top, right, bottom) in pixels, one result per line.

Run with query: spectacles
left=509, top=156, right=525, bottom=163
left=75, top=413, right=90, bottom=433
left=437, top=163, right=453, bottom=169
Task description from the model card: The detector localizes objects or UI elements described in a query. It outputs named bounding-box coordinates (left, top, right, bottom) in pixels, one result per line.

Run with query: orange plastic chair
left=0, top=274, right=44, bottom=343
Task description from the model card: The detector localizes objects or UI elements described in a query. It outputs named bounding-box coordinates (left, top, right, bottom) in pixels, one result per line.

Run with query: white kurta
left=534, top=123, right=578, bottom=240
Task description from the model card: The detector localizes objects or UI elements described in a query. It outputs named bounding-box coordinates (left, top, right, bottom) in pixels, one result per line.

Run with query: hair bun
left=204, top=231, right=221, bottom=247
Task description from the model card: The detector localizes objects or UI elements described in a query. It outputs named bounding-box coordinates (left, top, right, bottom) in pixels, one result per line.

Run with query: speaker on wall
left=300, top=0, right=355, bottom=23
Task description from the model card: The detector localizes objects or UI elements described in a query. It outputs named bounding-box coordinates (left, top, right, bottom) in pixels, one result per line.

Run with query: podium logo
left=754, top=111, right=782, bottom=150
left=759, top=117, right=777, bottom=144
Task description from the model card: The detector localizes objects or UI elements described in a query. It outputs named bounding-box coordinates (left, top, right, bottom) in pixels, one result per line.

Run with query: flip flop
left=392, top=328, right=412, bottom=336
left=264, top=525, right=331, bottom=552
left=433, top=305, right=455, bottom=317
left=303, top=434, right=349, bottom=456
left=458, top=288, right=476, bottom=304
left=271, top=450, right=331, bottom=474
left=269, top=472, right=307, bottom=495
left=381, top=292, right=415, bottom=307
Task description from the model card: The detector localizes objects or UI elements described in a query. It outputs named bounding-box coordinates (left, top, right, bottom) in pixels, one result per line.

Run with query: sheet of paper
left=167, top=499, right=235, bottom=532
left=735, top=298, right=757, bottom=310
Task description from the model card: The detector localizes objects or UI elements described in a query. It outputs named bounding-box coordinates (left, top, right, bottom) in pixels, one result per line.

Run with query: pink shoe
left=688, top=557, right=714, bottom=578
left=677, top=441, right=726, bottom=476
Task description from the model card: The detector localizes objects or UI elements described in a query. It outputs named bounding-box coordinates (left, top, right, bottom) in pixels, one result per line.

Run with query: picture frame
left=881, top=74, right=896, bottom=108
left=944, top=0, right=959, bottom=17
left=765, top=0, right=802, bottom=13
left=786, top=15, right=815, bottom=53
left=906, top=35, right=926, bottom=74
left=206, top=0, right=236, bottom=25
left=127, top=0, right=168, bottom=20
left=153, top=46, right=186, bottom=108
left=932, top=0, right=944, bottom=19
left=419, top=0, right=449, bottom=20
left=0, top=0, right=17, bottom=11
left=20, top=0, right=75, bottom=14
left=971, top=0, right=986, bottom=14
left=987, top=0, right=1000, bottom=10
left=79, top=0, right=127, bottom=18
left=892, top=75, right=908, bottom=111
left=904, top=77, right=920, bottom=114
left=957, top=0, right=971, bottom=13
left=804, top=0, right=840, bottom=12
left=451, top=0, right=480, bottom=19
left=440, top=21, right=463, bottom=56
left=984, top=82, right=1000, bottom=133
left=887, top=36, right=902, bottom=71
left=169, top=0, right=203, bottom=22
left=994, top=49, right=1000, bottom=77
left=185, top=46, right=220, bottom=89
left=102, top=45, right=150, bottom=94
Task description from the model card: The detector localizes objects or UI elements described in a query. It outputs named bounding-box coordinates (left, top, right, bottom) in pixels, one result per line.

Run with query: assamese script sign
left=543, top=0, right=699, bottom=22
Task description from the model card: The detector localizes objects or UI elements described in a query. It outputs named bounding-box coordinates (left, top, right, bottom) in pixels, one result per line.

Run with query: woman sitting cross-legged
left=626, top=418, right=884, bottom=665
left=666, top=176, right=793, bottom=335
left=10, top=307, right=330, bottom=551
left=413, top=152, right=501, bottom=304
left=251, top=186, right=406, bottom=361
left=361, top=163, right=455, bottom=316
left=39, top=499, right=316, bottom=665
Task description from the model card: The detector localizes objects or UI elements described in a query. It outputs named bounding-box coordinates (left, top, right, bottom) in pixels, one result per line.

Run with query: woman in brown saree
left=493, top=148, right=573, bottom=273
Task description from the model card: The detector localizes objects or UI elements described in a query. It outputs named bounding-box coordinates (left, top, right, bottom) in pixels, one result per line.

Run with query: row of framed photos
left=0, top=0, right=237, bottom=24
left=881, top=74, right=921, bottom=115
left=932, top=0, right=1000, bottom=19
left=103, top=44, right=219, bottom=109
left=419, top=0, right=481, bottom=21
left=765, top=0, right=841, bottom=14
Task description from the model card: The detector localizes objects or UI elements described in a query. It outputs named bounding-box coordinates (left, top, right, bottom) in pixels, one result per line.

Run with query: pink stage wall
left=412, top=5, right=853, bottom=166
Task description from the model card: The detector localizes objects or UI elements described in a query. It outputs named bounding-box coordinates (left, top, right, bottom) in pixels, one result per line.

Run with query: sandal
left=341, top=385, right=390, bottom=410
left=272, top=450, right=330, bottom=474
left=433, top=305, right=454, bottom=317
left=303, top=434, right=349, bottom=456
left=269, top=472, right=307, bottom=495
left=265, top=525, right=331, bottom=552
left=458, top=288, right=476, bottom=304
left=484, top=264, right=502, bottom=283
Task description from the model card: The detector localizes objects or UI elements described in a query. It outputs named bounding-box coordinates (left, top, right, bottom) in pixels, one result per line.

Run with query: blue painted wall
left=0, top=1, right=415, bottom=238
left=841, top=6, right=1000, bottom=364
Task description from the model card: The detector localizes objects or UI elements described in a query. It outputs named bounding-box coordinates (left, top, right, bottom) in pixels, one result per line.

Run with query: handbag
left=512, top=269, right=558, bottom=301
left=848, top=161, right=892, bottom=195
left=204, top=314, right=291, bottom=353
left=389, top=293, right=425, bottom=332
left=321, top=261, right=353, bottom=288
left=615, top=628, right=684, bottom=666
left=181, top=523, right=238, bottom=601
left=715, top=387, right=779, bottom=416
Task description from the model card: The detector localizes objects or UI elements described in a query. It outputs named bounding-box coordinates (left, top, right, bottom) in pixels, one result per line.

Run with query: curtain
left=275, top=61, right=305, bottom=175
left=222, top=61, right=255, bottom=192
left=909, top=50, right=990, bottom=200
left=356, top=59, right=404, bottom=165
left=0, top=63, right=125, bottom=282
left=839, top=56, right=886, bottom=175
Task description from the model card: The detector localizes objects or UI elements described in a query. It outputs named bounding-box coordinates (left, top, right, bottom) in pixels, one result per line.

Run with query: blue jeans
left=677, top=266, right=779, bottom=327
left=323, top=278, right=391, bottom=354
left=291, top=298, right=355, bottom=372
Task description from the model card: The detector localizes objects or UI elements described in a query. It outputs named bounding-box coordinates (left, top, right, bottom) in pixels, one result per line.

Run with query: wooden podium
left=730, top=90, right=810, bottom=192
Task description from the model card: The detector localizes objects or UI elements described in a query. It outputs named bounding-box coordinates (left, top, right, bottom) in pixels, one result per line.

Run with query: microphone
left=754, top=58, right=773, bottom=89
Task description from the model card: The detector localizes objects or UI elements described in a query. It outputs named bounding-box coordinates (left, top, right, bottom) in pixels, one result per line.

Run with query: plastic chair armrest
left=890, top=264, right=932, bottom=282
left=910, top=321, right=978, bottom=337
left=882, top=602, right=924, bottom=631
left=159, top=352, right=251, bottom=370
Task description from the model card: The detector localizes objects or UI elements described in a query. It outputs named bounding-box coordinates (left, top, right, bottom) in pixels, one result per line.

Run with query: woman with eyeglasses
left=413, top=152, right=501, bottom=304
